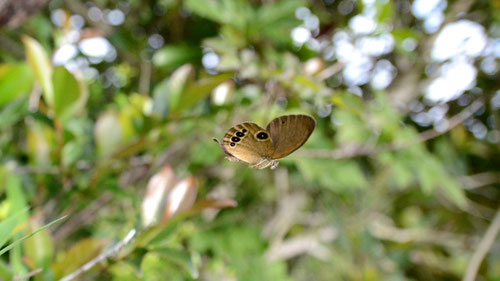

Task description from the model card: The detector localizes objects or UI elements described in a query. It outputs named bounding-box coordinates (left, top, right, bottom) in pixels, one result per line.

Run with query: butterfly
left=213, top=114, right=316, bottom=169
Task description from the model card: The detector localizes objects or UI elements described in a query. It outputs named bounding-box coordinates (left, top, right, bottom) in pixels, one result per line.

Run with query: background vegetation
left=0, top=0, right=499, bottom=280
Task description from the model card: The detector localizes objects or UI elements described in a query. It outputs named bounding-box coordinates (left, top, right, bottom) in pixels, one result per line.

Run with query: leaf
left=184, top=0, right=251, bottom=30
left=178, top=72, right=233, bottom=112
left=375, top=0, right=394, bottom=23
left=0, top=209, right=28, bottom=249
left=94, top=111, right=124, bottom=157
left=440, top=178, right=467, bottom=208
left=152, top=44, right=201, bottom=69
left=0, top=259, right=12, bottom=281
left=21, top=35, right=54, bottom=107
left=152, top=78, right=170, bottom=119
left=0, top=97, right=30, bottom=130
left=52, top=238, right=103, bottom=278
left=152, top=64, right=194, bottom=118
left=150, top=247, right=199, bottom=278
left=189, top=198, right=238, bottom=213
left=109, top=262, right=140, bottom=281
left=168, top=64, right=194, bottom=113
left=24, top=218, right=55, bottom=268
left=141, top=165, right=177, bottom=227
left=6, top=175, right=28, bottom=219
left=255, top=0, right=304, bottom=43
left=257, top=0, right=305, bottom=27
left=0, top=63, right=34, bottom=106
left=52, top=66, right=81, bottom=121
left=0, top=215, right=66, bottom=257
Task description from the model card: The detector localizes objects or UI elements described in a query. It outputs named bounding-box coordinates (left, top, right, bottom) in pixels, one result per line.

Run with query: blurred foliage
left=0, top=0, right=499, bottom=280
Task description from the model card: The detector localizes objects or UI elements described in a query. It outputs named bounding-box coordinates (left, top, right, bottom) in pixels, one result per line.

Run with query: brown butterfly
left=213, top=114, right=316, bottom=169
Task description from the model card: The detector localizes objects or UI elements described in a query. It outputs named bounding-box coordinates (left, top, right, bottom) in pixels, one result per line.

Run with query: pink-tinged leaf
left=162, top=177, right=198, bottom=223
left=141, top=165, right=177, bottom=227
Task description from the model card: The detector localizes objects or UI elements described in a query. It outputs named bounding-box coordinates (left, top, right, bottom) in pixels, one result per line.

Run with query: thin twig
left=462, top=207, right=500, bottom=281
left=53, top=193, right=114, bottom=240
left=139, top=61, right=152, bottom=94
left=13, top=268, right=42, bottom=281
left=64, top=0, right=113, bottom=35
left=369, top=214, right=477, bottom=250
left=317, top=62, right=344, bottom=81
left=297, top=99, right=484, bottom=159
left=458, top=172, right=500, bottom=190
left=59, top=228, right=138, bottom=281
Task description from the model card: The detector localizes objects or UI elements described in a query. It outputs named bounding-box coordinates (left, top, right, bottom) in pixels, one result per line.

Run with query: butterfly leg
left=250, top=158, right=277, bottom=170
left=261, top=160, right=278, bottom=170
left=249, top=158, right=267, bottom=169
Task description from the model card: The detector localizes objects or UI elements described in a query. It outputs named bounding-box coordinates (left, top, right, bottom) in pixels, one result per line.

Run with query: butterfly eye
left=236, top=132, right=244, bottom=137
left=230, top=143, right=235, bottom=147
left=242, top=129, right=248, bottom=133
left=256, top=132, right=268, bottom=140
left=231, top=136, right=241, bottom=142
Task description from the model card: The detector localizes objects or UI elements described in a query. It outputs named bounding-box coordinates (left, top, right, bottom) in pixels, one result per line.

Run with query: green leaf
left=52, top=66, right=81, bottom=121
left=184, top=0, right=252, bottom=31
left=109, top=262, right=140, bottom=281
left=52, top=238, right=103, bottom=278
left=255, top=0, right=304, bottom=43
left=0, top=63, right=34, bottom=106
left=151, top=247, right=199, bottom=278
left=24, top=219, right=55, bottom=268
left=0, top=97, right=30, bottom=130
left=6, top=175, right=28, bottom=219
left=94, top=111, right=124, bottom=157
left=0, top=259, right=12, bottom=281
left=440, top=178, right=467, bottom=208
left=178, top=72, right=233, bottom=112
left=257, top=0, right=304, bottom=27
left=152, top=44, right=201, bottom=69
left=152, top=78, right=170, bottom=118
left=0, top=215, right=66, bottom=257
left=152, top=64, right=194, bottom=118
left=168, top=64, right=194, bottom=113
left=21, top=35, right=54, bottom=107
left=0, top=209, right=28, bottom=249
left=375, top=0, right=394, bottom=23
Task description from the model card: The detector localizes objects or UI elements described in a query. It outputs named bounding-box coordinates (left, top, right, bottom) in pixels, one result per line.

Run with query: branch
left=317, top=62, right=344, bottom=81
left=369, top=214, right=477, bottom=250
left=297, top=99, right=484, bottom=159
left=462, top=207, right=500, bottom=281
left=64, top=0, right=113, bottom=35
left=13, top=268, right=42, bottom=281
left=53, top=193, right=113, bottom=241
left=458, top=172, right=500, bottom=190
left=58, top=228, right=137, bottom=281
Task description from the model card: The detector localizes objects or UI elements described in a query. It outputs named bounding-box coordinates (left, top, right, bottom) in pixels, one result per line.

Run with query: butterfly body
left=214, top=114, right=315, bottom=169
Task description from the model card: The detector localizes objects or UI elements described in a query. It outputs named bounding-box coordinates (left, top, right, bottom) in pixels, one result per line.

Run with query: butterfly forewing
left=222, top=122, right=274, bottom=164
left=266, top=114, right=316, bottom=159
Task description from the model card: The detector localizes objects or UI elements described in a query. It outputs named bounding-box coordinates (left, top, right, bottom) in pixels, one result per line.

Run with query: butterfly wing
left=266, top=114, right=316, bottom=159
left=220, top=122, right=274, bottom=165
